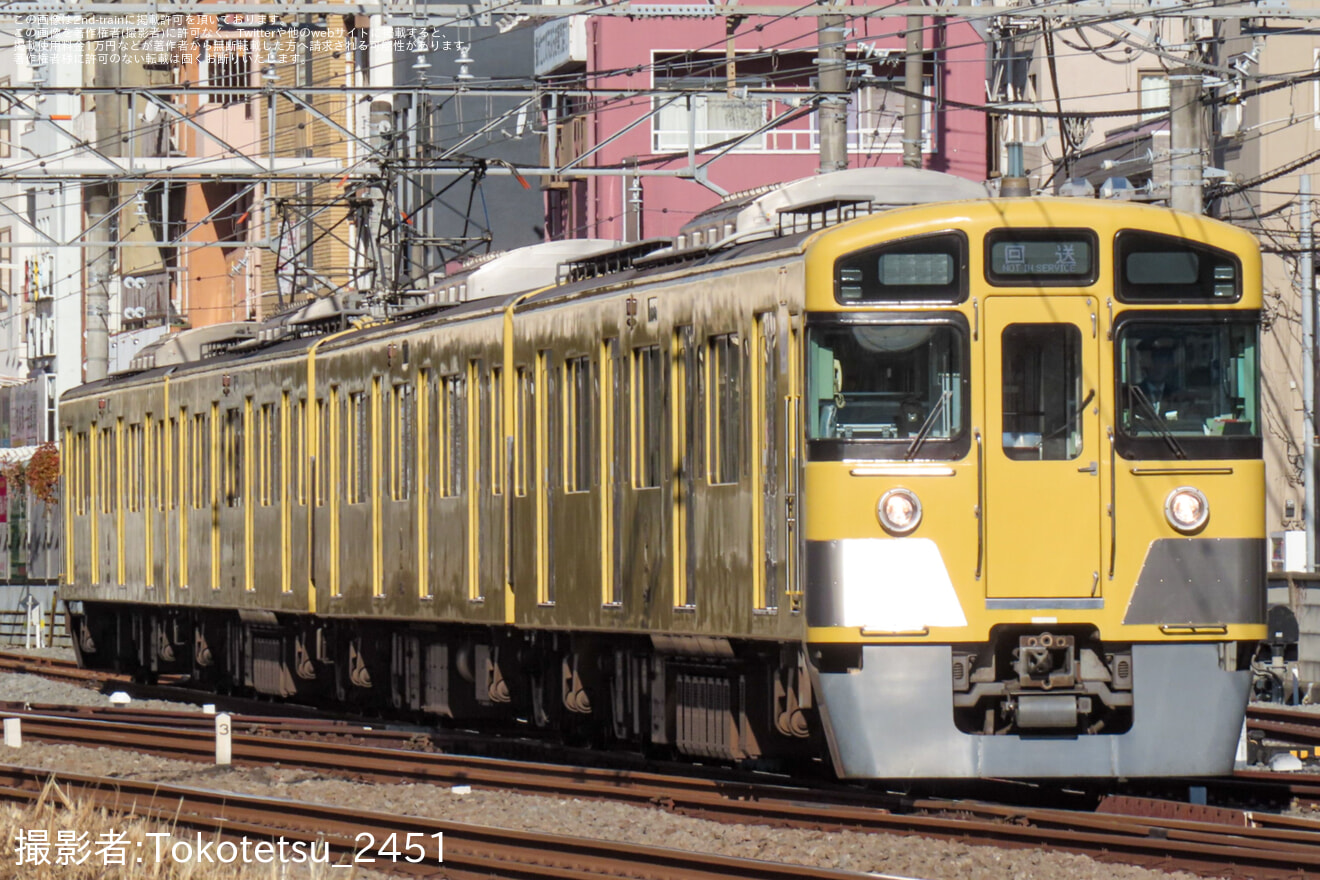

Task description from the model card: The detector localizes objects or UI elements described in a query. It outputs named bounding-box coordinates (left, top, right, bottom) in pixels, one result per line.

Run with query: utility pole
left=85, top=186, right=110, bottom=382
left=1168, top=68, right=1203, bottom=214
left=1303, top=175, right=1316, bottom=570
left=85, top=44, right=122, bottom=382
left=902, top=14, right=923, bottom=169
left=817, top=6, right=847, bottom=173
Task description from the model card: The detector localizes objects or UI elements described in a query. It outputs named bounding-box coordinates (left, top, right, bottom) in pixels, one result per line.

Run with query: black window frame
left=833, top=230, right=969, bottom=305
left=1112, top=310, right=1262, bottom=461
left=1114, top=229, right=1243, bottom=304
left=804, top=310, right=972, bottom=463
left=984, top=227, right=1100, bottom=287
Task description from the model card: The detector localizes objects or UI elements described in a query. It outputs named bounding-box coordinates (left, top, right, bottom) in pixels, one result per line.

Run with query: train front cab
left=801, top=201, right=1265, bottom=779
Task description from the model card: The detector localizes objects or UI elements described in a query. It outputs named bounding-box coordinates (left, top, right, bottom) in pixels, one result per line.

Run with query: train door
left=983, top=297, right=1102, bottom=600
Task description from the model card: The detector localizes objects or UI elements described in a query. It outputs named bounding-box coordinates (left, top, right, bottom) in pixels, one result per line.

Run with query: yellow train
left=60, top=168, right=1264, bottom=778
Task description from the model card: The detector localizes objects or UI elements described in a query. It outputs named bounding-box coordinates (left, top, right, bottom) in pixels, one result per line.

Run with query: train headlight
left=877, top=488, right=922, bottom=536
left=1164, top=486, right=1209, bottom=534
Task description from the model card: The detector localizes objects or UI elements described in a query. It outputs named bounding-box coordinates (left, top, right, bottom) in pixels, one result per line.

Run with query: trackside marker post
left=215, top=713, right=232, bottom=765
left=3, top=718, right=19, bottom=748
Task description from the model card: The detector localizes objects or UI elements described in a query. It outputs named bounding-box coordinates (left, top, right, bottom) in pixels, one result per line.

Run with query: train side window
left=142, top=419, right=152, bottom=513
left=112, top=418, right=124, bottom=514
left=288, top=395, right=302, bottom=506
left=469, top=361, right=483, bottom=507
left=438, top=375, right=465, bottom=497
left=631, top=345, right=662, bottom=488
left=77, top=431, right=89, bottom=515
left=175, top=409, right=187, bottom=512
left=490, top=367, right=503, bottom=496
left=192, top=413, right=209, bottom=509
left=317, top=396, right=330, bottom=506
left=154, top=419, right=166, bottom=512
left=391, top=382, right=415, bottom=501
left=346, top=391, right=370, bottom=504
left=514, top=365, right=532, bottom=498
left=126, top=422, right=143, bottom=513
left=223, top=406, right=243, bottom=507
left=259, top=403, right=274, bottom=506
left=564, top=355, right=594, bottom=493
left=110, top=424, right=119, bottom=513
left=706, top=333, right=741, bottom=485
left=834, top=231, right=967, bottom=304
left=1001, top=324, right=1083, bottom=461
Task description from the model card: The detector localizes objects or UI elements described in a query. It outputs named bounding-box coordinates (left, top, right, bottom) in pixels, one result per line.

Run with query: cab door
left=984, top=296, right=1102, bottom=600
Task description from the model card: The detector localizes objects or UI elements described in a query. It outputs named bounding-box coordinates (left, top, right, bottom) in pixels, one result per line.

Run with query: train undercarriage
left=66, top=602, right=824, bottom=766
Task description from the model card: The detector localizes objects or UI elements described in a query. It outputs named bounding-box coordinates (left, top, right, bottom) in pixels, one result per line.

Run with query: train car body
left=60, top=168, right=1265, bottom=778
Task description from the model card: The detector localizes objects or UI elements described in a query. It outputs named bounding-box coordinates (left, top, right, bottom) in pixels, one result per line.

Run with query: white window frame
left=1139, top=70, right=1169, bottom=122
left=809, top=76, right=936, bottom=155
left=1314, top=48, right=1320, bottom=131
left=652, top=76, right=770, bottom=154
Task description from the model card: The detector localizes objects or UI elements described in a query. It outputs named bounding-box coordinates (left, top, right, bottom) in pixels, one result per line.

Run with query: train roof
left=77, top=169, right=1263, bottom=401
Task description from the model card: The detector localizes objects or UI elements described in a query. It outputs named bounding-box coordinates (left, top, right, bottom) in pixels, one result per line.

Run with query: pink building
left=540, top=6, right=989, bottom=241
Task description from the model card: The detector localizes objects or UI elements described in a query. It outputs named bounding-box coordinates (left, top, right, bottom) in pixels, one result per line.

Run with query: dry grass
left=0, top=779, right=349, bottom=879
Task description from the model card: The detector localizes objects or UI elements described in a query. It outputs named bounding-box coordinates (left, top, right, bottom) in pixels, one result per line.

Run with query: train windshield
left=806, top=320, right=969, bottom=460
left=1116, top=318, right=1260, bottom=459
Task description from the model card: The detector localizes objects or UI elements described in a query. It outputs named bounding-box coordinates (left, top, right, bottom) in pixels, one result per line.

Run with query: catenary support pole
left=1169, top=68, right=1203, bottom=214
left=817, top=6, right=847, bottom=173
left=1303, top=175, right=1315, bottom=570
left=903, top=15, right=923, bottom=169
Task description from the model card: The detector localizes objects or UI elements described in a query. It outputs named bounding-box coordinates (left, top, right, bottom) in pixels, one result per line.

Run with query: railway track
left=3, top=702, right=1320, bottom=878
left=0, top=763, right=877, bottom=880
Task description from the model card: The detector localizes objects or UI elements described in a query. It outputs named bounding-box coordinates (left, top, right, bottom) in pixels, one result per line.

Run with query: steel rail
left=5, top=707, right=1320, bottom=878
left=0, top=763, right=872, bottom=880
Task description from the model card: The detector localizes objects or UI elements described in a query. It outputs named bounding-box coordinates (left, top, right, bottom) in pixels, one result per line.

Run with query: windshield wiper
left=905, top=390, right=953, bottom=461
left=1129, top=385, right=1187, bottom=459
left=1042, top=389, right=1095, bottom=440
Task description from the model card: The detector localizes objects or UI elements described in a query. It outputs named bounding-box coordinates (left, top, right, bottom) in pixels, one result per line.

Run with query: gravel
left=0, top=652, right=1231, bottom=880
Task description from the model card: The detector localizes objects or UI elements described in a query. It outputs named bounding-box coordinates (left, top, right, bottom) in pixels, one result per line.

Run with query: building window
left=809, top=74, right=936, bottom=155
left=1139, top=71, right=1169, bottom=122
left=0, top=77, right=9, bottom=160
left=0, top=228, right=10, bottom=310
left=1314, top=49, right=1320, bottom=131
left=653, top=74, right=768, bottom=153
left=200, top=40, right=251, bottom=107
